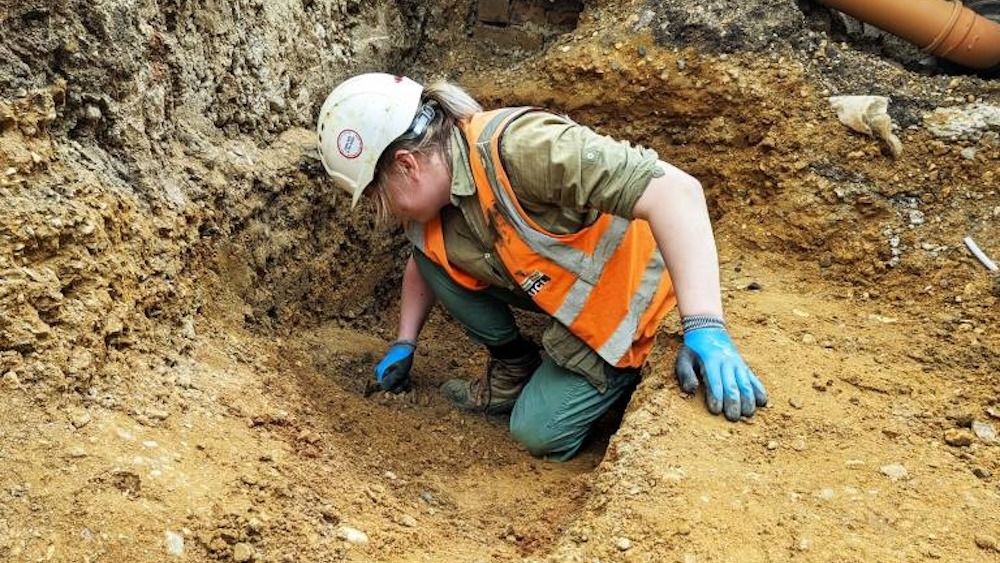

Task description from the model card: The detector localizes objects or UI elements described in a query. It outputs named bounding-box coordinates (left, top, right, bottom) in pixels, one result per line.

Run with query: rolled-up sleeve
left=501, top=112, right=660, bottom=219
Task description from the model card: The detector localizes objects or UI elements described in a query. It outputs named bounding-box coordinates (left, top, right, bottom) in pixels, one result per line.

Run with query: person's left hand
left=675, top=327, right=768, bottom=421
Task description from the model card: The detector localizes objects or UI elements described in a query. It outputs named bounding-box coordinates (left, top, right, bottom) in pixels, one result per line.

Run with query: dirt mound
left=1, top=0, right=999, bottom=561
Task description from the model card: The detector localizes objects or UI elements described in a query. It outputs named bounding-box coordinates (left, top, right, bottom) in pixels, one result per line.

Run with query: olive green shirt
left=438, top=110, right=660, bottom=389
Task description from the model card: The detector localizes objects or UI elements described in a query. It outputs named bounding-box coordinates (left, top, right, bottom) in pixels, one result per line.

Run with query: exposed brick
left=511, top=0, right=547, bottom=26
left=474, top=24, right=544, bottom=51
left=478, top=0, right=511, bottom=24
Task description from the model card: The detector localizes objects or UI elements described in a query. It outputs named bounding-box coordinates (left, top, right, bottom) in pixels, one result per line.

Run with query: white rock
left=972, top=421, right=996, bottom=443
left=164, top=531, right=184, bottom=556
left=399, top=514, right=417, bottom=528
left=337, top=526, right=369, bottom=545
left=616, top=537, right=633, bottom=551
left=176, top=369, right=194, bottom=389
left=2, top=371, right=20, bottom=388
left=880, top=463, right=908, bottom=481
left=70, top=410, right=92, bottom=429
left=232, top=542, right=253, bottom=562
left=923, top=103, right=1000, bottom=141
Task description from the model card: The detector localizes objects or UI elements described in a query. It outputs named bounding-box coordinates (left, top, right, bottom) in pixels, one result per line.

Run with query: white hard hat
left=316, top=73, right=424, bottom=208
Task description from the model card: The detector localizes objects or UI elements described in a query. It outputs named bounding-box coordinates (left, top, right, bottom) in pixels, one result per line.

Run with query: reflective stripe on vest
left=459, top=108, right=676, bottom=367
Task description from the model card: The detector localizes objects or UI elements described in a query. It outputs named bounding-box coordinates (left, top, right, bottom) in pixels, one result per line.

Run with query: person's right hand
left=374, top=340, right=416, bottom=393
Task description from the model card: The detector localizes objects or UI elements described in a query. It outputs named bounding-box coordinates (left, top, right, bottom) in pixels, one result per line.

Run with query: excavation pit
left=1, top=1, right=998, bottom=561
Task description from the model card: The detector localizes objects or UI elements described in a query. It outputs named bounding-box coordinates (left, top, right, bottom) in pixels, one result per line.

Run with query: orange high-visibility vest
left=407, top=108, right=676, bottom=368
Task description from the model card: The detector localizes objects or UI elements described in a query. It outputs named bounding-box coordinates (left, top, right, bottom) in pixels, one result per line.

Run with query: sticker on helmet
left=337, top=129, right=363, bottom=159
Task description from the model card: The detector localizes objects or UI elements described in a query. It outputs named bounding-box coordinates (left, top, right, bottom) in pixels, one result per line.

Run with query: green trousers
left=413, top=251, right=639, bottom=461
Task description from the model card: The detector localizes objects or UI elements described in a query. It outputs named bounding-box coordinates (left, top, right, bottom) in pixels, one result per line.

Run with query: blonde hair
left=368, top=80, right=482, bottom=227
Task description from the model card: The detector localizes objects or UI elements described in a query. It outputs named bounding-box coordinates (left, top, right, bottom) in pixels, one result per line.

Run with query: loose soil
left=1, top=0, right=998, bottom=562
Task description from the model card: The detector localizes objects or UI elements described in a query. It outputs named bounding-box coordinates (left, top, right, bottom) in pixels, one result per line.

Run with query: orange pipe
left=819, top=0, right=1000, bottom=69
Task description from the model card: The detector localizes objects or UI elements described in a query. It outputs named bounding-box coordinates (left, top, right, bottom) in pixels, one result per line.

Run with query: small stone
left=975, top=535, right=998, bottom=552
left=960, top=147, right=976, bottom=160
left=2, top=371, right=20, bottom=388
left=880, top=463, right=908, bottom=481
left=70, top=410, right=92, bottom=429
left=797, top=537, right=812, bottom=551
left=791, top=439, right=807, bottom=451
left=971, top=421, right=996, bottom=442
left=972, top=467, right=991, bottom=479
left=337, top=526, right=369, bottom=545
left=616, top=537, right=633, bottom=551
left=943, top=428, right=974, bottom=447
left=146, top=408, right=169, bottom=421
left=399, top=514, right=417, bottom=528
left=297, top=429, right=320, bottom=445
left=319, top=505, right=340, bottom=523
left=208, top=537, right=227, bottom=553
left=176, top=371, right=193, bottom=389
left=801, top=333, right=816, bottom=345
left=746, top=281, right=763, bottom=290
left=383, top=471, right=398, bottom=481
left=789, top=397, right=803, bottom=409
left=68, top=446, right=87, bottom=458
left=908, top=209, right=925, bottom=226
left=766, top=440, right=779, bottom=450
left=164, top=531, right=184, bottom=557
left=232, top=542, right=253, bottom=562
left=84, top=104, right=102, bottom=122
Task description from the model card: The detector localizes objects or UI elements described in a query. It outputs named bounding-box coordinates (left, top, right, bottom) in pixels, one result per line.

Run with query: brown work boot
left=441, top=349, right=541, bottom=415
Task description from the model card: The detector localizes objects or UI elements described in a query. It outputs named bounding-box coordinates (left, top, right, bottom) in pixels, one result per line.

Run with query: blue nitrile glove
left=675, top=315, right=768, bottom=421
left=374, top=340, right=416, bottom=393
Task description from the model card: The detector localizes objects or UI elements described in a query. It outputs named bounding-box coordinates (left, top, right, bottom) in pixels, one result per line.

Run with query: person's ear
left=393, top=150, right=418, bottom=177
